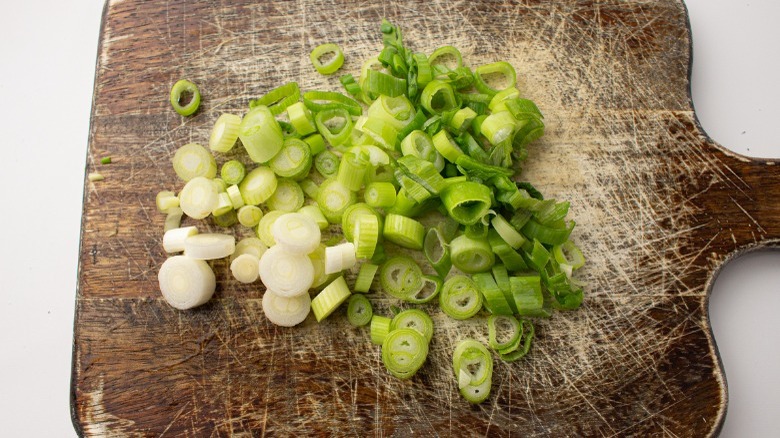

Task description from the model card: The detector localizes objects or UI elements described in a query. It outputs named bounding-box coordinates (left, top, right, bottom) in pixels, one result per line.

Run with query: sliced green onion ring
left=452, top=339, right=493, bottom=403
left=209, top=113, right=242, bottom=152
left=473, top=61, right=517, bottom=97
left=269, top=138, right=313, bottom=181
left=249, top=82, right=301, bottom=115
left=169, top=79, right=201, bottom=116
left=370, top=315, right=393, bottom=345
left=391, top=309, right=434, bottom=343
left=317, top=178, right=357, bottom=224
left=238, top=105, right=284, bottom=163
left=262, top=289, right=311, bottom=327
left=382, top=328, right=428, bottom=379
left=172, top=143, right=217, bottom=182
left=450, top=234, right=495, bottom=274
left=379, top=255, right=423, bottom=300
left=346, top=293, right=373, bottom=326
left=354, top=262, right=379, bottom=293
left=440, top=181, right=492, bottom=226
left=266, top=179, right=304, bottom=212
left=439, top=275, right=482, bottom=320
left=311, top=276, right=352, bottom=322
left=424, top=228, right=452, bottom=279
left=383, top=214, right=425, bottom=250
left=487, top=314, right=521, bottom=351
left=310, top=43, right=345, bottom=75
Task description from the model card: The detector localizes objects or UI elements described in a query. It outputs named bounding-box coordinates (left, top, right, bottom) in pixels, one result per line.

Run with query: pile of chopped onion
left=154, top=19, right=587, bottom=405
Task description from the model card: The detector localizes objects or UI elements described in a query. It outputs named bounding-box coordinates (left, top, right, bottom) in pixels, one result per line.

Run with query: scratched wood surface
left=71, top=0, right=780, bottom=436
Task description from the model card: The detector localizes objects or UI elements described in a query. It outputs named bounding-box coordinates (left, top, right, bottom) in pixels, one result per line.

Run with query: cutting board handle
left=698, top=133, right=780, bottom=252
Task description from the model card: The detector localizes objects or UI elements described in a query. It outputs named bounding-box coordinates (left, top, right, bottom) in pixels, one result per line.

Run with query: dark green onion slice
left=472, top=272, right=513, bottom=315
left=370, top=315, right=393, bottom=345
left=383, top=214, right=425, bottom=251
left=452, top=339, right=492, bottom=403
left=450, top=234, right=495, bottom=274
left=347, top=294, right=373, bottom=326
left=249, top=82, right=301, bottom=115
left=303, top=90, right=362, bottom=116
left=379, top=255, right=423, bottom=300
left=487, top=314, right=522, bottom=351
left=310, top=43, right=345, bottom=75
left=382, top=328, right=428, bottom=379
left=424, top=228, right=452, bottom=279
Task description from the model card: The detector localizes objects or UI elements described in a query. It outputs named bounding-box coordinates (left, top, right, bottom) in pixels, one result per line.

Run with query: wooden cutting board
left=71, top=0, right=780, bottom=436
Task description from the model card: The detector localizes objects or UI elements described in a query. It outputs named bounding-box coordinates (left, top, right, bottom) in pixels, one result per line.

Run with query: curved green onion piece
left=354, top=214, right=379, bottom=259
left=379, top=255, right=423, bottom=300
left=249, top=82, right=301, bottom=115
left=346, top=294, right=373, bottom=326
left=448, top=107, right=478, bottom=135
left=473, top=272, right=513, bottom=315
left=310, top=43, right=345, bottom=75
left=172, top=143, right=217, bottom=182
left=237, top=205, right=263, bottom=228
left=488, top=315, right=522, bottom=351
left=440, top=181, right=492, bottom=226
left=391, top=309, right=434, bottom=343
left=362, top=69, right=408, bottom=98
left=439, top=275, right=483, bottom=320
left=315, top=107, right=354, bottom=147
left=396, top=155, right=446, bottom=196
left=383, top=214, right=425, bottom=250
left=450, top=234, right=495, bottom=274
left=266, top=179, right=304, bottom=212
left=473, top=61, right=517, bottom=97
left=553, top=240, right=585, bottom=270
left=227, top=183, right=244, bottom=209
left=239, top=166, right=277, bottom=206
left=420, top=80, right=458, bottom=115
left=354, top=262, right=379, bottom=293
left=169, top=79, right=201, bottom=116
left=423, top=228, right=452, bottom=279
left=487, top=229, right=528, bottom=272
left=452, top=339, right=492, bottom=403
left=387, top=188, right=434, bottom=218
left=498, top=319, right=535, bottom=362
left=337, top=150, right=370, bottom=191
left=269, top=138, right=313, bottom=181
left=460, top=93, right=492, bottom=116
left=317, top=178, right=357, bottom=224
left=220, top=160, right=246, bottom=186
left=371, top=315, right=393, bottom=345
left=364, top=181, right=397, bottom=208
left=303, top=90, right=362, bottom=116
left=314, top=150, right=340, bottom=178
left=382, top=328, right=428, bottom=380
left=428, top=46, right=463, bottom=76
left=209, top=113, right=241, bottom=153
left=521, top=218, right=575, bottom=246
left=239, top=105, right=284, bottom=163
left=491, top=214, right=526, bottom=249
left=311, top=276, right=352, bottom=322
left=492, top=264, right=513, bottom=305
left=360, top=117, right=399, bottom=151
left=510, top=275, right=548, bottom=317
left=488, top=87, right=522, bottom=113
left=406, top=275, right=442, bottom=304
left=480, top=110, right=517, bottom=145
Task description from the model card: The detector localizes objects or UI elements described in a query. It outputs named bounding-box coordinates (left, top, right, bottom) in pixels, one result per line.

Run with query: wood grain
left=72, top=0, right=780, bottom=436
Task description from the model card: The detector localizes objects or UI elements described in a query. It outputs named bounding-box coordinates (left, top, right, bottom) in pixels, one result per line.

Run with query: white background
left=0, top=1, right=777, bottom=436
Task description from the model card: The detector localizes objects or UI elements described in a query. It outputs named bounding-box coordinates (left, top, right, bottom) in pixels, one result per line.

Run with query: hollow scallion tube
left=362, top=69, right=408, bottom=98
left=487, top=314, right=522, bottom=351
left=172, top=143, right=217, bottom=182
left=303, top=90, right=362, bottom=116
left=498, top=319, right=534, bottom=362
left=310, top=43, right=345, bottom=75
left=440, top=181, right=492, bottom=226
left=354, top=263, right=379, bottom=293
left=366, top=95, right=416, bottom=130
left=391, top=309, right=434, bottom=343
left=450, top=234, right=495, bottom=274
left=439, top=275, right=482, bottom=320
left=266, top=179, right=304, bottom=212
left=473, top=61, right=517, bottom=97
left=420, top=80, right=458, bottom=115
left=521, top=218, right=576, bottom=246
left=324, top=242, right=357, bottom=274
left=304, top=133, right=326, bottom=156
left=311, top=276, right=351, bottom=322
left=269, top=138, right=312, bottom=181
left=400, top=130, right=444, bottom=172
left=341, top=203, right=380, bottom=243
left=286, top=101, right=317, bottom=136
left=259, top=245, right=315, bottom=297
left=169, top=79, right=201, bottom=116
left=337, top=150, right=370, bottom=192
left=406, top=275, right=442, bottom=304
left=315, top=107, right=354, bottom=147
left=364, top=182, right=397, bottom=208
left=553, top=240, right=585, bottom=270
left=383, top=214, right=425, bottom=251
left=346, top=293, right=373, bottom=326
left=239, top=105, right=284, bottom=163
